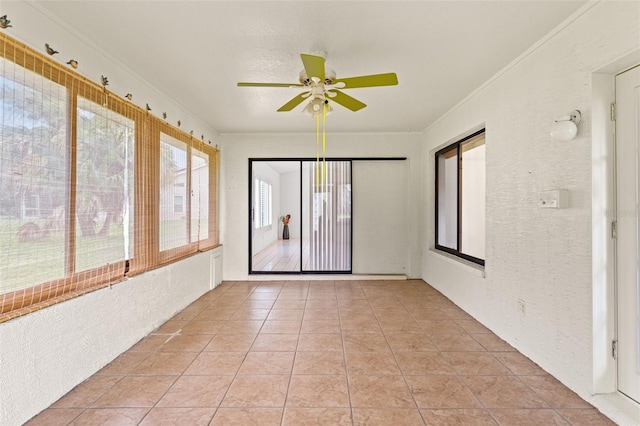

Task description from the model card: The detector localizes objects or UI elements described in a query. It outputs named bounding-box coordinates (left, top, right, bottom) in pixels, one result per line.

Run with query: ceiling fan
left=237, top=53, right=398, bottom=115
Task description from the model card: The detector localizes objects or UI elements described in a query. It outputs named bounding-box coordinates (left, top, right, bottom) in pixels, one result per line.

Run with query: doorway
left=249, top=159, right=352, bottom=274
left=614, top=64, right=640, bottom=404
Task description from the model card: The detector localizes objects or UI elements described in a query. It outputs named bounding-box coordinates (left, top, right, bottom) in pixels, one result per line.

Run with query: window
left=0, top=33, right=220, bottom=321
left=435, top=129, right=485, bottom=265
left=255, top=178, right=272, bottom=229
left=75, top=97, right=135, bottom=272
left=174, top=196, right=184, bottom=213
left=160, top=133, right=188, bottom=251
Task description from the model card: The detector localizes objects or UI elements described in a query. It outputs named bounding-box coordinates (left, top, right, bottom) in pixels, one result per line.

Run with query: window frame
left=434, top=128, right=486, bottom=266
left=0, top=33, right=220, bottom=321
left=254, top=178, right=273, bottom=230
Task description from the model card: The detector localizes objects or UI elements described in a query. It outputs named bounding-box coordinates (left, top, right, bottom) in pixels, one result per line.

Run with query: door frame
left=591, top=51, right=640, bottom=410
left=248, top=157, right=407, bottom=275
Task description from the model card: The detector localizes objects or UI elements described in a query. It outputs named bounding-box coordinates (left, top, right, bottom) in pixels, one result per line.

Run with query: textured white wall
left=0, top=250, right=219, bottom=426
left=422, top=2, right=639, bottom=424
left=220, top=132, right=423, bottom=279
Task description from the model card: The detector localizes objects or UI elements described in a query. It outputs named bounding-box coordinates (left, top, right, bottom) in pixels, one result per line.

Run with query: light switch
left=539, top=189, right=568, bottom=209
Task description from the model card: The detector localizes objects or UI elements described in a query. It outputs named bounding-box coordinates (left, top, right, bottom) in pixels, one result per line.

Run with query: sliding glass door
left=302, top=161, right=351, bottom=272
left=249, top=159, right=351, bottom=274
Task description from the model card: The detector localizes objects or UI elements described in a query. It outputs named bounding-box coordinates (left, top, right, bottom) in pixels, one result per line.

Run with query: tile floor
left=27, top=280, right=615, bottom=425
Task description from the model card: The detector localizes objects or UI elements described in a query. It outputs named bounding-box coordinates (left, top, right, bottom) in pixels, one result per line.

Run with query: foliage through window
left=435, top=129, right=485, bottom=265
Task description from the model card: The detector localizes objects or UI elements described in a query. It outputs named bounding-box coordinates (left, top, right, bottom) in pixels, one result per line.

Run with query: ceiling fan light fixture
left=303, top=97, right=332, bottom=116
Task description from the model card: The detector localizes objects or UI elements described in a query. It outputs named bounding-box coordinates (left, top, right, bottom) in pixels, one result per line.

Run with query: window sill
left=428, top=248, right=486, bottom=278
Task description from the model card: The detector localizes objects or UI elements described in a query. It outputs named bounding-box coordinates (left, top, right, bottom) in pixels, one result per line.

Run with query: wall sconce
left=550, top=110, right=581, bottom=141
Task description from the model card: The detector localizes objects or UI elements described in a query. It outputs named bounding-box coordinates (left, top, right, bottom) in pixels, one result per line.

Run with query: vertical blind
left=0, top=33, right=219, bottom=321
left=303, top=161, right=351, bottom=271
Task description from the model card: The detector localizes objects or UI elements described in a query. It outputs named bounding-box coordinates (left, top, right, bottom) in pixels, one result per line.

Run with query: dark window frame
left=434, top=129, right=485, bottom=266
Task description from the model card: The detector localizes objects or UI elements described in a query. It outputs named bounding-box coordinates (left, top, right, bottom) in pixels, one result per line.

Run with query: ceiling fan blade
left=329, top=90, right=367, bottom=112
left=238, top=82, right=303, bottom=87
left=300, top=54, right=325, bottom=81
left=332, top=73, right=398, bottom=89
left=277, top=93, right=309, bottom=112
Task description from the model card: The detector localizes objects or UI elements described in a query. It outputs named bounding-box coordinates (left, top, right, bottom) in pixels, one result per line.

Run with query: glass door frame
left=248, top=158, right=353, bottom=275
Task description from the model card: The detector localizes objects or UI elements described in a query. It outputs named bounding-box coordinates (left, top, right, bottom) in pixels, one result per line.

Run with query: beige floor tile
left=297, top=333, right=343, bottom=351
left=418, top=320, right=466, bottom=335
left=230, top=308, right=270, bottom=320
left=128, top=335, right=168, bottom=352
left=339, top=308, right=377, bottom=320
left=346, top=351, right=401, bottom=375
left=261, top=320, right=302, bottom=334
left=154, top=319, right=190, bottom=334
left=408, top=308, right=449, bottom=321
left=491, top=351, right=547, bottom=376
left=156, top=375, right=233, bottom=407
left=463, top=376, right=549, bottom=408
left=180, top=320, right=226, bottom=334
left=95, top=352, right=149, bottom=376
left=221, top=375, right=289, bottom=407
left=139, top=407, right=216, bottom=425
left=51, top=375, right=122, bottom=408
left=556, top=408, right=618, bottom=425
left=183, top=352, right=245, bottom=375
left=204, top=333, right=256, bottom=352
left=267, top=309, right=304, bottom=321
left=420, top=408, right=497, bottom=425
left=406, top=375, right=482, bottom=409
left=343, top=333, right=391, bottom=352
left=341, top=318, right=383, bottom=334
left=489, top=408, right=570, bottom=425
left=131, top=352, right=198, bottom=375
left=386, top=333, right=437, bottom=352
left=92, top=376, right=177, bottom=407
left=211, top=408, right=283, bottom=425
left=293, top=351, right=346, bottom=375
left=33, top=280, right=614, bottom=425
left=159, top=334, right=213, bottom=352
left=251, top=333, right=299, bottom=351
left=519, top=375, right=592, bottom=408
left=429, top=332, right=486, bottom=351
left=218, top=320, right=264, bottom=334
left=282, top=407, right=352, bottom=426
left=303, top=308, right=340, bottom=319
left=395, top=352, right=457, bottom=375
left=455, top=319, right=493, bottom=334
left=286, top=375, right=350, bottom=408
left=69, top=408, right=149, bottom=425
left=301, top=319, right=341, bottom=333
left=471, top=333, right=515, bottom=352
left=194, top=309, right=237, bottom=321
left=273, top=299, right=307, bottom=309
left=238, top=351, right=295, bottom=375
left=442, top=351, right=513, bottom=375
left=352, top=408, right=425, bottom=426
left=337, top=299, right=372, bottom=309
left=25, top=408, right=83, bottom=425
left=349, top=375, right=415, bottom=408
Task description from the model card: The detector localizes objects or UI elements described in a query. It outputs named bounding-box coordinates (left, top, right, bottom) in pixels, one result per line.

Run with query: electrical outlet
left=517, top=299, right=526, bottom=315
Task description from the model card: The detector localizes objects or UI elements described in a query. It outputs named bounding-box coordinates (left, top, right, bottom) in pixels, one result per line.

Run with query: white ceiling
left=35, top=1, right=586, bottom=134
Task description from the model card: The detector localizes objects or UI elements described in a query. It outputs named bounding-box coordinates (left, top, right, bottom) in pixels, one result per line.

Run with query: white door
left=616, top=64, right=640, bottom=404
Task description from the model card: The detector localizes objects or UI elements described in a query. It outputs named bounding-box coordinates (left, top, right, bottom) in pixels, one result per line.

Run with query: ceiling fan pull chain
left=316, top=113, right=320, bottom=185
left=322, top=101, right=327, bottom=185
